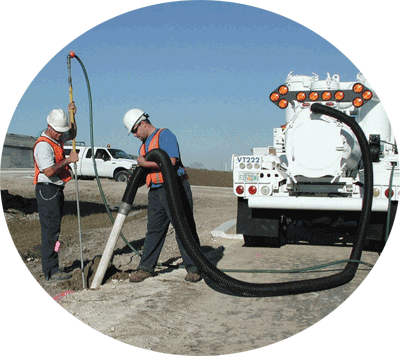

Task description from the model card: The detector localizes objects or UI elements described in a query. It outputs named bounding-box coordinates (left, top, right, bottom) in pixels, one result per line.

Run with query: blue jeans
left=138, top=179, right=200, bottom=274
left=35, top=183, right=65, bottom=278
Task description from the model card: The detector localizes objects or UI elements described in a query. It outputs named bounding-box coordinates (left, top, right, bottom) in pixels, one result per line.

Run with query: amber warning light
left=269, top=82, right=373, bottom=109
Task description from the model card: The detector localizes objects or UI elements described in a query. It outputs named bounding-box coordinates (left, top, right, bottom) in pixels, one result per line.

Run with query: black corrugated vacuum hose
left=123, top=103, right=373, bottom=297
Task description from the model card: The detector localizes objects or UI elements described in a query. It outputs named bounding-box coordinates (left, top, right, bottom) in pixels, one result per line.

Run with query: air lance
left=67, top=51, right=85, bottom=289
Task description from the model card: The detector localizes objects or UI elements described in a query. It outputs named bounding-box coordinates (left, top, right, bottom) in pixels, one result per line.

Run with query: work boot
left=185, top=272, right=201, bottom=283
left=129, top=270, right=153, bottom=283
left=45, top=270, right=72, bottom=281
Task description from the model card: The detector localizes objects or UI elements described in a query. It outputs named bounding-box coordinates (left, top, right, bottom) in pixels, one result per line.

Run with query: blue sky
left=5, top=0, right=361, bottom=170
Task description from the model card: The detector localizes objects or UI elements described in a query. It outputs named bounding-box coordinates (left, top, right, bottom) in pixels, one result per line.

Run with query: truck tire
left=115, top=170, right=129, bottom=182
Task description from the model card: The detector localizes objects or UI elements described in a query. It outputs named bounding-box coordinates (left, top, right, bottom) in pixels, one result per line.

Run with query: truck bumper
left=248, top=196, right=391, bottom=212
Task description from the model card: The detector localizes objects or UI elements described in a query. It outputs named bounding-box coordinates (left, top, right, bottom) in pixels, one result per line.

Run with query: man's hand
left=67, top=151, right=79, bottom=164
left=137, top=155, right=147, bottom=167
left=43, top=152, right=79, bottom=177
left=137, top=155, right=176, bottom=169
left=68, top=102, right=77, bottom=115
left=67, top=102, right=77, bottom=140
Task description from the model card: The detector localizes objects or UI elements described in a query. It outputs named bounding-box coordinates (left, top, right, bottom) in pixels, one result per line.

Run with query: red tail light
left=385, top=188, right=394, bottom=198
left=248, top=186, right=257, bottom=195
left=236, top=185, right=244, bottom=195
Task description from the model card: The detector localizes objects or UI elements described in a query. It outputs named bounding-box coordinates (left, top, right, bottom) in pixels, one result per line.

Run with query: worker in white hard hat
left=123, top=108, right=201, bottom=283
left=33, top=103, right=79, bottom=281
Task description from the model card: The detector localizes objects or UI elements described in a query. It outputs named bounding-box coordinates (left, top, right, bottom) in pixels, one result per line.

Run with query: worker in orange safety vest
left=33, top=103, right=78, bottom=281
left=123, top=108, right=201, bottom=283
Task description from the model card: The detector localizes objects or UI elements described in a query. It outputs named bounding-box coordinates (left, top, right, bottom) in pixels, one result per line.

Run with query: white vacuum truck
left=232, top=72, right=398, bottom=250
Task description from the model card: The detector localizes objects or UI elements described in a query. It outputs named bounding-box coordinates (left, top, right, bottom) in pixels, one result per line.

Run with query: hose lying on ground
left=122, top=103, right=373, bottom=297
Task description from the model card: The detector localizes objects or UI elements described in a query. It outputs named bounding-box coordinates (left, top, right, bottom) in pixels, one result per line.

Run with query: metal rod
left=68, top=53, right=85, bottom=289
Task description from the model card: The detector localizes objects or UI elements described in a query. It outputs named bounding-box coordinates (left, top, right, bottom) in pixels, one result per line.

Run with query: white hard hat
left=123, top=108, right=149, bottom=135
left=47, top=109, right=69, bottom=132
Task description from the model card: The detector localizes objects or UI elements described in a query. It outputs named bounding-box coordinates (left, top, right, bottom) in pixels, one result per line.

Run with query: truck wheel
left=115, top=170, right=129, bottom=182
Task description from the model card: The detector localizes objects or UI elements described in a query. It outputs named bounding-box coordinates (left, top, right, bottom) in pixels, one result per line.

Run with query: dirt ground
left=0, top=170, right=385, bottom=355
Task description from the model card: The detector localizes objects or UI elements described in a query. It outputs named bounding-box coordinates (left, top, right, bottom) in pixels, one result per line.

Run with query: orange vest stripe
left=33, top=136, right=72, bottom=185
left=140, top=129, right=165, bottom=187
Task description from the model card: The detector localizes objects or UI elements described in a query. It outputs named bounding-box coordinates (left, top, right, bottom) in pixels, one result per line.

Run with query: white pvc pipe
left=248, top=196, right=389, bottom=212
left=90, top=213, right=127, bottom=289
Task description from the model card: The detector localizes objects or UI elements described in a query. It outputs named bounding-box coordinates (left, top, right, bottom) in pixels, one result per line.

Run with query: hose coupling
left=118, top=202, right=133, bottom=216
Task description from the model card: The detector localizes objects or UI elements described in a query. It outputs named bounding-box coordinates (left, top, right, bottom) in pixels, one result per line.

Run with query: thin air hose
left=69, top=54, right=141, bottom=255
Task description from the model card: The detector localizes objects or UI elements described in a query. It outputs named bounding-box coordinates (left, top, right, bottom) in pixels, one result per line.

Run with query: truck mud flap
left=236, top=197, right=286, bottom=247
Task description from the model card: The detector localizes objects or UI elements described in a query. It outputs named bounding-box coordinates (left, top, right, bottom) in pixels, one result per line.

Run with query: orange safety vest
left=140, top=129, right=165, bottom=187
left=33, top=135, right=72, bottom=185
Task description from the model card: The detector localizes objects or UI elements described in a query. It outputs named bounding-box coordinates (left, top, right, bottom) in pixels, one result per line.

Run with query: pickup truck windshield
left=108, top=149, right=132, bottom=159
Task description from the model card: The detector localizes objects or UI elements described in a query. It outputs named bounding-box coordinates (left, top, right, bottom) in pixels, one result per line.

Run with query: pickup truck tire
left=114, top=170, right=129, bottom=182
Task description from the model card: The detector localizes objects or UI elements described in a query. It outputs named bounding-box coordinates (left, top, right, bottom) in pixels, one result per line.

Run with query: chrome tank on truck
left=232, top=72, right=399, bottom=250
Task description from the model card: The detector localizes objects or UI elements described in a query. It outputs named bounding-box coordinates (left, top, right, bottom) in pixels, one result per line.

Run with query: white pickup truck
left=64, top=145, right=137, bottom=182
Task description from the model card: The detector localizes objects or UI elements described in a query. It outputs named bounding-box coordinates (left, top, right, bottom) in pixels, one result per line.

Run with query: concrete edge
left=211, top=219, right=243, bottom=240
